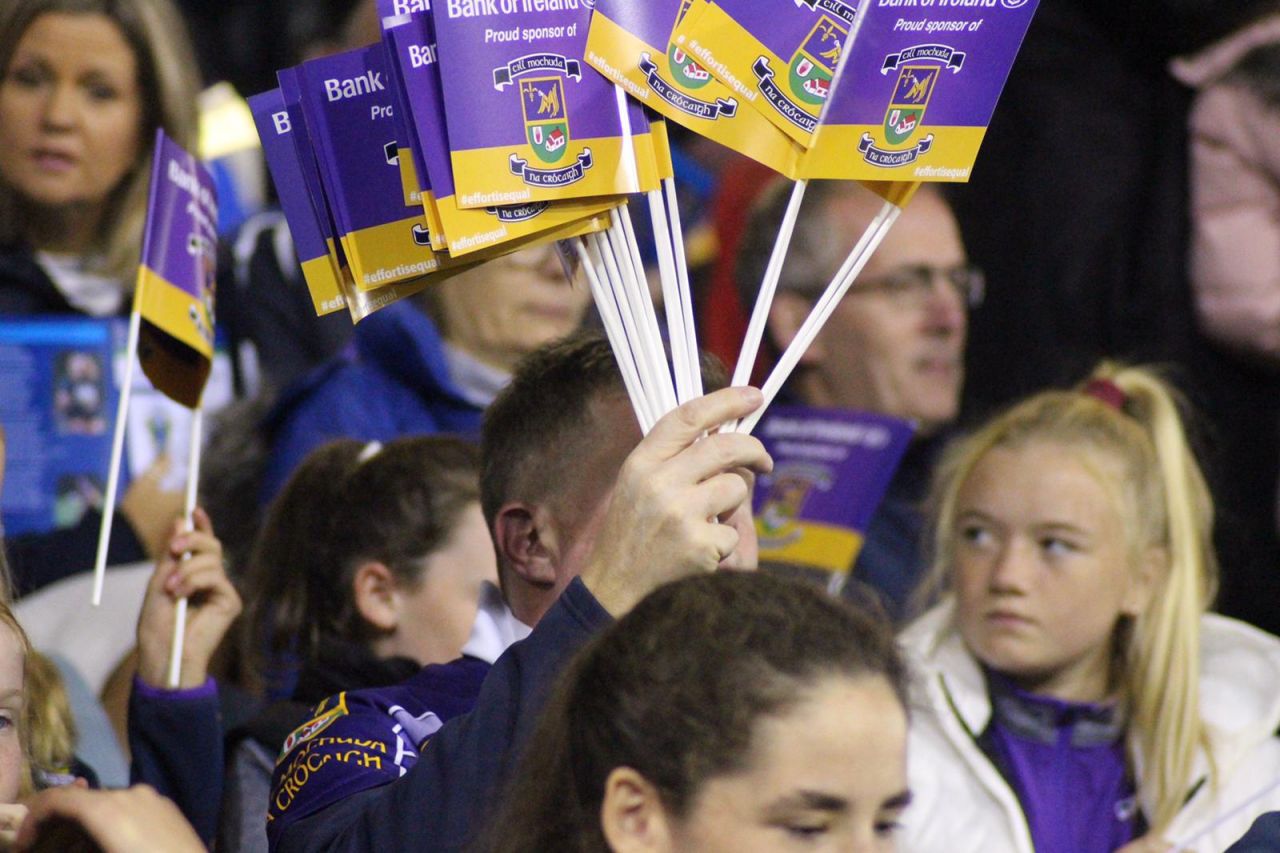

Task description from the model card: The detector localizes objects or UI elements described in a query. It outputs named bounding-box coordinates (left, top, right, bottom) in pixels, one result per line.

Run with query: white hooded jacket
left=898, top=601, right=1280, bottom=852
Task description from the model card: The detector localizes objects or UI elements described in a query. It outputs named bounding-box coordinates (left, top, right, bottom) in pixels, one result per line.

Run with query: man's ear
left=494, top=502, right=558, bottom=587
left=769, top=290, right=824, bottom=364
left=352, top=561, right=400, bottom=632
left=601, top=767, right=673, bottom=853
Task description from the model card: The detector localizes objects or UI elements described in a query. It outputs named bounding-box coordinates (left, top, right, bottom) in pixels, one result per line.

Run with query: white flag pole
left=732, top=180, right=808, bottom=388
left=645, top=187, right=694, bottom=404
left=737, top=201, right=901, bottom=436
left=663, top=175, right=702, bottom=398
left=92, top=307, right=142, bottom=607
left=594, top=229, right=665, bottom=420
left=166, top=404, right=203, bottom=689
left=575, top=236, right=656, bottom=432
left=616, top=205, right=678, bottom=414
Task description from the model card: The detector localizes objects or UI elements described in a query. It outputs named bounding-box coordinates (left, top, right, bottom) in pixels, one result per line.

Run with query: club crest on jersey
left=279, top=696, right=350, bottom=760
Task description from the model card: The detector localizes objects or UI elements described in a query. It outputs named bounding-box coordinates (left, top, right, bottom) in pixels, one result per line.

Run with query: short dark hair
left=479, top=332, right=727, bottom=531
left=482, top=570, right=908, bottom=853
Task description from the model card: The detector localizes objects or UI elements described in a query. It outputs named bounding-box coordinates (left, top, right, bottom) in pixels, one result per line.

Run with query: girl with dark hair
left=484, top=570, right=912, bottom=853
left=223, top=435, right=505, bottom=852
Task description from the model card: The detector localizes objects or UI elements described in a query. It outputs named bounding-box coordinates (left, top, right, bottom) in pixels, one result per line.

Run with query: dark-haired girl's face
left=606, top=674, right=910, bottom=852
left=0, top=13, right=142, bottom=221
left=380, top=504, right=498, bottom=667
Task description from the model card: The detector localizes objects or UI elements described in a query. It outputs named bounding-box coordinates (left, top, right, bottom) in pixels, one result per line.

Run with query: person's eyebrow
left=883, top=790, right=913, bottom=811
left=764, top=790, right=849, bottom=815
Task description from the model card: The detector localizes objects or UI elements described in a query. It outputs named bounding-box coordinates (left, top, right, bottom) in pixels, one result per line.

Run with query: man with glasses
left=737, top=180, right=980, bottom=618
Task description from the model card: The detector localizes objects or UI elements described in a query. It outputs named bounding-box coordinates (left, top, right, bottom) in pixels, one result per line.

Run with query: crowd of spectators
left=3, top=0, right=1280, bottom=850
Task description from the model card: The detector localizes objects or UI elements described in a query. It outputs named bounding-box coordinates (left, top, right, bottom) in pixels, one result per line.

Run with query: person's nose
left=987, top=537, right=1032, bottom=596
left=41, top=81, right=78, bottom=132
left=921, top=273, right=966, bottom=335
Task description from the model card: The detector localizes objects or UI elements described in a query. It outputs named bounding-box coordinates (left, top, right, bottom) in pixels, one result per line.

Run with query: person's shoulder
left=0, top=246, right=73, bottom=314
left=267, top=660, right=490, bottom=839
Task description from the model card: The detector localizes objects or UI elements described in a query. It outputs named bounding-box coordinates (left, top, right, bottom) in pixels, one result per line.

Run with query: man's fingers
left=665, top=432, right=771, bottom=486
left=642, top=387, right=764, bottom=458
left=694, top=471, right=753, bottom=523
left=191, top=507, right=214, bottom=536
left=706, top=520, right=741, bottom=566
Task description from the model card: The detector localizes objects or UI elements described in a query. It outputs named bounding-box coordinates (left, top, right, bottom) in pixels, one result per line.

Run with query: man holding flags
left=270, top=333, right=769, bottom=852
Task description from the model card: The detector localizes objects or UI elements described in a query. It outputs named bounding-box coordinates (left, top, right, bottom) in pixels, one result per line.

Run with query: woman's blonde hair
left=0, top=0, right=201, bottom=283
left=24, top=651, right=76, bottom=789
left=923, top=362, right=1218, bottom=833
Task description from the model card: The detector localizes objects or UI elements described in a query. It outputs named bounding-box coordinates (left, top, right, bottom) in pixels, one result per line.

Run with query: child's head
left=926, top=362, right=1216, bottom=830
left=316, top=436, right=494, bottom=665
left=243, top=435, right=493, bottom=690
left=487, top=571, right=910, bottom=853
left=0, top=602, right=31, bottom=802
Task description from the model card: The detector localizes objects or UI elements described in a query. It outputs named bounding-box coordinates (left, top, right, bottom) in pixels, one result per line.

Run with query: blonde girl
left=900, top=363, right=1280, bottom=852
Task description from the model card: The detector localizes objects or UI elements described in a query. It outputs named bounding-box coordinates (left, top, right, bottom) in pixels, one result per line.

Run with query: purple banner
left=296, top=45, right=414, bottom=235
left=824, top=1, right=1037, bottom=131
left=434, top=3, right=617, bottom=154
left=753, top=405, right=914, bottom=571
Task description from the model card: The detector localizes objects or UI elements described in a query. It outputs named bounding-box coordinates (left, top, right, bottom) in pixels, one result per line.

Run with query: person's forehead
left=827, top=189, right=966, bottom=276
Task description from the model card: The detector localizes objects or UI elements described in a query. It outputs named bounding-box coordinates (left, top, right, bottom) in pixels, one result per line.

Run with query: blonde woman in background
left=900, top=364, right=1280, bottom=852
left=0, top=0, right=199, bottom=313
left=0, top=0, right=203, bottom=584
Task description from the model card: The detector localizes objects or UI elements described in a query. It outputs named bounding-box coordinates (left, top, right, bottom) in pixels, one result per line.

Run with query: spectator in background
left=0, top=0, right=200, bottom=313
left=736, top=179, right=980, bottom=619
left=1171, top=6, right=1280, bottom=569
left=0, top=0, right=203, bottom=586
left=950, top=0, right=1280, bottom=636
left=259, top=243, right=592, bottom=504
left=128, top=508, right=241, bottom=846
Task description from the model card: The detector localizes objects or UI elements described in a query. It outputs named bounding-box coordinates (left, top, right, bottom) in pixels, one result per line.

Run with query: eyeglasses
left=501, top=241, right=582, bottom=279
left=848, top=264, right=985, bottom=309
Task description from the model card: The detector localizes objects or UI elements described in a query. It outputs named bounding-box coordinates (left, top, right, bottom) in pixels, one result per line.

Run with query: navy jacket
left=273, top=578, right=612, bottom=852
left=1228, top=813, right=1280, bottom=852
left=260, top=300, right=484, bottom=504
left=129, top=677, right=224, bottom=847
left=267, top=657, right=490, bottom=846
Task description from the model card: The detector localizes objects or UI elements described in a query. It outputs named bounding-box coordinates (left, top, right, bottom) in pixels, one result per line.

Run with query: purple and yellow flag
left=753, top=406, right=914, bottom=575
left=586, top=0, right=804, bottom=177
left=670, top=0, right=855, bottom=147
left=133, top=130, right=218, bottom=408
left=800, top=0, right=1039, bottom=182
